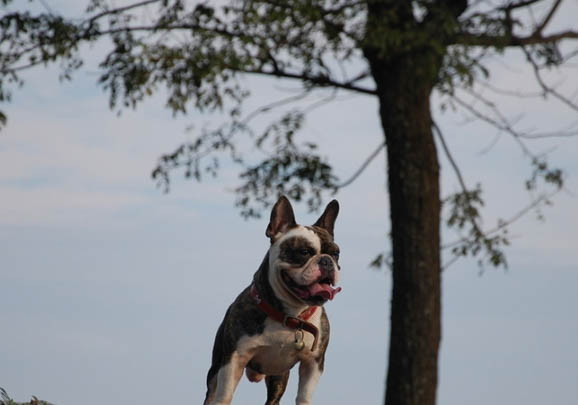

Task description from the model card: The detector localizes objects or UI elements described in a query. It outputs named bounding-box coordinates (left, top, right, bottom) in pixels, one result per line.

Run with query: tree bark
left=375, top=61, right=442, bottom=405
left=380, top=70, right=441, bottom=405
left=364, top=4, right=443, bottom=404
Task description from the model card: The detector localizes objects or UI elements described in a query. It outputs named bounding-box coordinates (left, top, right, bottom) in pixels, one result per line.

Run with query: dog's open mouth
left=281, top=271, right=342, bottom=304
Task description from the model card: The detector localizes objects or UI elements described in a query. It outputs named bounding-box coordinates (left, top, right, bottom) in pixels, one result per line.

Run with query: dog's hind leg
left=265, top=371, right=290, bottom=405
left=203, top=364, right=219, bottom=405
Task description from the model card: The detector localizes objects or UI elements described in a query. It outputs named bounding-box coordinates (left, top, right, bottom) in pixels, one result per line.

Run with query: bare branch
left=470, top=82, right=578, bottom=139
left=336, top=140, right=385, bottom=188
left=521, top=46, right=578, bottom=113
left=455, top=30, right=578, bottom=47
left=241, top=91, right=311, bottom=125
left=345, top=70, right=371, bottom=85
left=517, top=126, right=578, bottom=139
left=433, top=120, right=485, bottom=235
left=442, top=190, right=559, bottom=250
left=501, top=0, right=546, bottom=11
left=432, top=120, right=471, bottom=204
left=0, top=58, right=48, bottom=74
left=441, top=252, right=461, bottom=271
left=534, top=0, right=563, bottom=34
left=86, top=0, right=162, bottom=24
left=38, top=0, right=55, bottom=14
left=451, top=92, right=534, bottom=157
left=242, top=67, right=377, bottom=95
left=477, top=80, right=544, bottom=99
left=301, top=88, right=340, bottom=113
left=434, top=120, right=512, bottom=268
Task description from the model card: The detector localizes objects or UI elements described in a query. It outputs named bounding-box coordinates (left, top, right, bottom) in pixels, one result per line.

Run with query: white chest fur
left=237, top=315, right=322, bottom=376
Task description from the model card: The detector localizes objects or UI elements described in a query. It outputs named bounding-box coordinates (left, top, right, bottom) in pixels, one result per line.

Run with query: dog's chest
left=240, top=317, right=321, bottom=375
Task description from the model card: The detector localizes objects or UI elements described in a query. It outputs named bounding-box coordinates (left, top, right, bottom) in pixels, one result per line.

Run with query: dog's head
left=266, top=196, right=342, bottom=307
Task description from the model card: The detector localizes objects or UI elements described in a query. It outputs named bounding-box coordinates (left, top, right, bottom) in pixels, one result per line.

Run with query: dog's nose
left=318, top=255, right=334, bottom=271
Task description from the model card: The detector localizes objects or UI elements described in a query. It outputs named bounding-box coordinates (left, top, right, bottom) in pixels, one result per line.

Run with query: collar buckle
left=283, top=315, right=304, bottom=330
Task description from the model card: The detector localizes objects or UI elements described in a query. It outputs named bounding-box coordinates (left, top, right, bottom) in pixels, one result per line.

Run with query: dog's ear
left=266, top=196, right=297, bottom=240
left=313, top=200, right=339, bottom=236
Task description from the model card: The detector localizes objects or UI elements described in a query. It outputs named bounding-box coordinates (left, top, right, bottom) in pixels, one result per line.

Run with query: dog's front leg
left=210, top=352, right=248, bottom=405
left=295, top=359, right=322, bottom=405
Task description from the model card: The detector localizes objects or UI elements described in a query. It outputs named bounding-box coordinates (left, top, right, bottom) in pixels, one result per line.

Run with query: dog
left=204, top=196, right=342, bottom=405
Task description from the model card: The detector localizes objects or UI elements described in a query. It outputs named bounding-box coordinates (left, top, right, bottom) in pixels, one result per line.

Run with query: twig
left=533, top=0, right=563, bottom=35
left=336, top=140, right=385, bottom=188
left=477, top=80, right=543, bottom=99
left=454, top=29, right=578, bottom=47
left=433, top=120, right=486, bottom=245
left=302, top=88, right=339, bottom=113
left=468, top=82, right=578, bottom=140
left=86, top=0, right=162, bottom=24
left=451, top=92, right=534, bottom=157
left=476, top=132, right=502, bottom=155
left=441, top=253, right=461, bottom=271
left=241, top=91, right=311, bottom=124
left=442, top=190, right=560, bottom=249
left=39, top=0, right=55, bottom=14
left=521, top=45, right=578, bottom=113
left=432, top=121, right=470, bottom=200
left=500, top=0, right=545, bottom=12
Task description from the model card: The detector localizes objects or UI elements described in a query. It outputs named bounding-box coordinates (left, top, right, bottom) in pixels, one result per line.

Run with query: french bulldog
left=204, top=196, right=342, bottom=405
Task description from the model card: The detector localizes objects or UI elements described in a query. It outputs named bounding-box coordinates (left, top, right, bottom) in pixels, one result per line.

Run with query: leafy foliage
left=1, top=0, right=576, bottom=270
left=443, top=185, right=509, bottom=268
left=235, top=111, right=338, bottom=217
left=151, top=109, right=338, bottom=217
left=0, top=388, right=53, bottom=405
left=526, top=157, right=564, bottom=191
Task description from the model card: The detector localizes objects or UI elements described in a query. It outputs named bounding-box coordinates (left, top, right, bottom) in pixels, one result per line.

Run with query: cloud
left=1, top=2, right=578, bottom=405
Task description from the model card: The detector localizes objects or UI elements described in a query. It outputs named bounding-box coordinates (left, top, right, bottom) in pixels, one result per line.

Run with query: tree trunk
left=380, top=71, right=441, bottom=405
left=375, top=63, right=442, bottom=405
left=364, top=4, right=443, bottom=404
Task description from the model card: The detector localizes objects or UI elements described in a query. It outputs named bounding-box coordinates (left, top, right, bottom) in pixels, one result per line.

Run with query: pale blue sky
left=1, top=2, right=578, bottom=405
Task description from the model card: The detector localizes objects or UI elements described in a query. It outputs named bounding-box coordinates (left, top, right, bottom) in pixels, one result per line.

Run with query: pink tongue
left=308, top=283, right=342, bottom=301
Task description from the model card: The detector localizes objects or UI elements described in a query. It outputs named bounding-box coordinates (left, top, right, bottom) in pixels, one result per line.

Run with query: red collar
left=250, top=284, right=319, bottom=351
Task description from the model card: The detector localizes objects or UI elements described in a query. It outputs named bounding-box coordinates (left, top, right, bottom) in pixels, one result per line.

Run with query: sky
left=1, top=1, right=578, bottom=405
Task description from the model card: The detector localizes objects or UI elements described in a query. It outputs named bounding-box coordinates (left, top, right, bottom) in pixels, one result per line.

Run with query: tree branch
left=501, top=0, right=546, bottom=11
left=455, top=30, right=578, bottom=47
left=86, top=0, right=162, bottom=24
left=521, top=45, right=578, bottom=113
left=336, top=140, right=385, bottom=188
left=433, top=120, right=512, bottom=268
left=458, top=83, right=578, bottom=140
left=241, top=91, right=311, bottom=125
left=534, top=0, right=563, bottom=35
left=432, top=120, right=471, bottom=202
left=241, top=67, right=377, bottom=95
left=442, top=190, right=559, bottom=250
left=477, top=80, right=544, bottom=99
left=432, top=120, right=485, bottom=238
left=451, top=91, right=536, bottom=157
left=82, top=16, right=376, bottom=96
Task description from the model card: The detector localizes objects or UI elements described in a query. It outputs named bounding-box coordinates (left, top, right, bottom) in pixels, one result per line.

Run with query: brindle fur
left=278, top=237, right=316, bottom=267
left=204, top=197, right=339, bottom=405
left=265, top=372, right=290, bottom=404
left=307, top=226, right=341, bottom=266
left=279, top=227, right=340, bottom=268
left=204, top=251, right=332, bottom=404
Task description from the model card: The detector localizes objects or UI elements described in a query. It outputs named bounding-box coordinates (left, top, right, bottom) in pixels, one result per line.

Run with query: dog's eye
left=331, top=252, right=340, bottom=260
left=298, top=248, right=312, bottom=256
